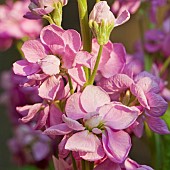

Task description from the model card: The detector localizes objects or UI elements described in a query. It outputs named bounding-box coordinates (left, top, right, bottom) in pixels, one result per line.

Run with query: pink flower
left=0, top=0, right=42, bottom=50
left=13, top=24, right=84, bottom=100
left=45, top=85, right=139, bottom=163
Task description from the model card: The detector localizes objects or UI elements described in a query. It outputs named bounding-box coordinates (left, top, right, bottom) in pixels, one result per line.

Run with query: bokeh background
left=0, top=0, right=167, bottom=169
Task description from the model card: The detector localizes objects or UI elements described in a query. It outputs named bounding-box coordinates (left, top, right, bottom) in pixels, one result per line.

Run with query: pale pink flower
left=13, top=24, right=85, bottom=100
left=44, top=85, right=139, bottom=163
left=0, top=0, right=42, bottom=50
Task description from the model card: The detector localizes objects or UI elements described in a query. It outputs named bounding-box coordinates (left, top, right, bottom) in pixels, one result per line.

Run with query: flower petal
left=65, top=93, right=86, bottom=120
left=62, top=114, right=85, bottom=131
left=21, top=40, right=48, bottom=63
left=80, top=85, right=110, bottom=112
left=65, top=130, right=96, bottom=152
left=115, top=10, right=130, bottom=27
left=44, top=123, right=72, bottom=136
left=103, top=103, right=139, bottom=130
left=39, top=55, right=60, bottom=75
left=13, top=60, right=40, bottom=76
left=146, top=116, right=170, bottom=134
left=146, top=92, right=168, bottom=117
left=79, top=135, right=105, bottom=161
left=102, top=128, right=131, bottom=163
left=38, top=76, right=61, bottom=100
left=20, top=103, right=42, bottom=123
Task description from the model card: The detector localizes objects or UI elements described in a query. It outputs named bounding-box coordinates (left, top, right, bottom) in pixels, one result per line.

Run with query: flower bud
left=89, top=1, right=130, bottom=45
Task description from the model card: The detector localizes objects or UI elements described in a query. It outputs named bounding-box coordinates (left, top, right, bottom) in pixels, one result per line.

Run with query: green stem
left=81, top=160, right=93, bottom=170
left=160, top=56, right=170, bottom=76
left=154, top=134, right=162, bottom=170
left=77, top=0, right=92, bottom=80
left=71, top=152, right=77, bottom=170
left=87, top=45, right=103, bottom=85
left=66, top=73, right=74, bottom=95
left=96, top=0, right=100, bottom=2
left=43, top=15, right=55, bottom=24
left=82, top=159, right=85, bottom=170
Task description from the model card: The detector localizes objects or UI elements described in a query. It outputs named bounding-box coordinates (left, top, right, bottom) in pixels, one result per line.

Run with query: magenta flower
left=44, top=85, right=139, bottom=163
left=13, top=24, right=84, bottom=100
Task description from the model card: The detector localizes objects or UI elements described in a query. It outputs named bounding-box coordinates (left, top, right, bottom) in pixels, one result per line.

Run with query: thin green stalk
left=154, top=134, right=162, bottom=170
left=71, top=152, right=78, bottom=170
left=160, top=56, right=170, bottom=76
left=43, top=15, right=55, bottom=24
left=82, top=159, right=85, bottom=170
left=87, top=45, right=103, bottom=85
left=82, top=160, right=93, bottom=170
left=77, top=0, right=92, bottom=80
left=66, top=73, right=74, bottom=94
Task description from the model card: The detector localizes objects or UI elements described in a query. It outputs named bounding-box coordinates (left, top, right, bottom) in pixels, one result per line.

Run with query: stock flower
left=45, top=85, right=139, bottom=163
left=98, top=71, right=169, bottom=136
left=13, top=24, right=84, bottom=100
left=89, top=1, right=130, bottom=45
left=0, top=0, right=42, bottom=50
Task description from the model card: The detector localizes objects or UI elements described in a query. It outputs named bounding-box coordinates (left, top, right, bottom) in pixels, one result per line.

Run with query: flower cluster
left=0, top=0, right=42, bottom=50
left=1, top=0, right=170, bottom=169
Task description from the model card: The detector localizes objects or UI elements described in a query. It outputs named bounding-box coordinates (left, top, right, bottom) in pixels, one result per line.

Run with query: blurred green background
left=0, top=0, right=156, bottom=169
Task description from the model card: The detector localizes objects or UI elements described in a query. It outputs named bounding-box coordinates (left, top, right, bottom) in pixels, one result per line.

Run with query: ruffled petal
left=146, top=92, right=168, bottom=117
left=146, top=116, right=170, bottom=134
left=80, top=85, right=110, bottom=112
left=62, top=114, right=85, bottom=131
left=102, top=128, right=131, bottom=163
left=44, top=123, right=72, bottom=136
left=38, top=76, right=61, bottom=100
left=19, top=103, right=42, bottom=123
left=13, top=60, right=40, bottom=76
left=65, top=93, right=86, bottom=120
left=103, top=103, right=139, bottom=130
left=21, top=40, right=48, bottom=63
left=65, top=130, right=96, bottom=152
left=115, top=10, right=130, bottom=27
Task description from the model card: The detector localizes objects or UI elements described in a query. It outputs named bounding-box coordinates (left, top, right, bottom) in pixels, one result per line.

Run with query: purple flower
left=8, top=124, right=52, bottom=167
